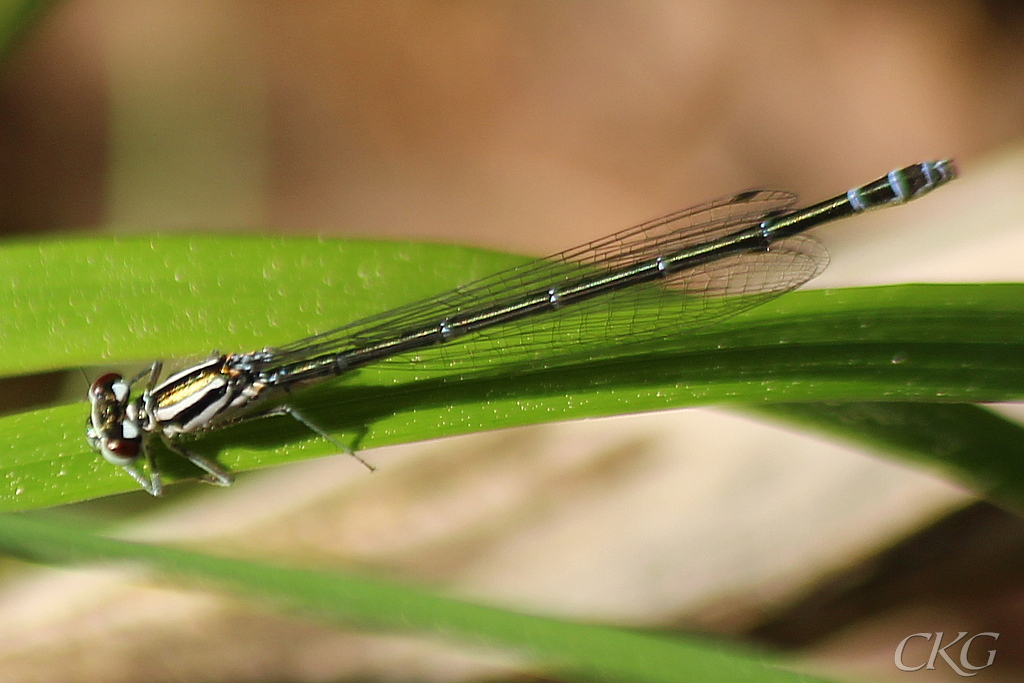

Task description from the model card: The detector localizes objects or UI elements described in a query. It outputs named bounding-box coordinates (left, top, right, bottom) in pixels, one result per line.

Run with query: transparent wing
left=262, top=189, right=811, bottom=373
left=391, top=236, right=828, bottom=371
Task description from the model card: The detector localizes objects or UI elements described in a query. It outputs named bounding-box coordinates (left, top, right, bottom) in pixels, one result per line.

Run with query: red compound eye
left=90, top=373, right=122, bottom=395
left=106, top=438, right=140, bottom=459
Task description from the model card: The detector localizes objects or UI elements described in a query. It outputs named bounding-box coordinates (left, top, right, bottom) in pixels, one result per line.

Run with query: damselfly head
left=86, top=373, right=142, bottom=466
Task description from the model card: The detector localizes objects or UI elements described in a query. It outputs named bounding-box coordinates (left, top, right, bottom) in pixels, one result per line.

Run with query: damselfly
left=87, top=160, right=956, bottom=495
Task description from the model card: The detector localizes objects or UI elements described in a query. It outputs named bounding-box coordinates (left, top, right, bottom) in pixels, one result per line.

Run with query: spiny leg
left=128, top=360, right=163, bottom=390
left=159, top=434, right=234, bottom=487
left=141, top=440, right=163, bottom=495
left=135, top=361, right=165, bottom=419
left=263, top=404, right=375, bottom=472
left=120, top=459, right=162, bottom=496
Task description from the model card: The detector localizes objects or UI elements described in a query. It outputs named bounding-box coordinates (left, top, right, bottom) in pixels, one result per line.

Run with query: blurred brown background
left=2, top=1, right=1016, bottom=246
left=1, top=2, right=1023, bottom=682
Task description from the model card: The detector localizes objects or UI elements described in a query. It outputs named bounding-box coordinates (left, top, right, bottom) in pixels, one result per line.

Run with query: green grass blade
left=0, top=0, right=55, bottom=60
left=753, top=402, right=1024, bottom=509
left=2, top=235, right=1023, bottom=507
left=0, top=512, right=841, bottom=683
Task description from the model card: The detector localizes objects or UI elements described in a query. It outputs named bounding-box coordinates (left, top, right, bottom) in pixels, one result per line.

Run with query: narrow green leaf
left=0, top=0, right=55, bottom=60
left=0, top=512, right=841, bottom=683
left=2, top=235, right=1023, bottom=507
left=753, top=402, right=1024, bottom=509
